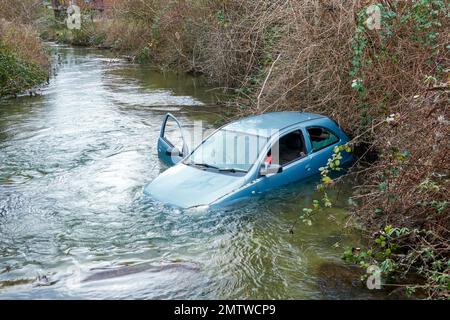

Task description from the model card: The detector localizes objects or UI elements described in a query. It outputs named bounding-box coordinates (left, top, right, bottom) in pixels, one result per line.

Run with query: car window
left=307, top=127, right=339, bottom=152
left=185, top=129, right=267, bottom=172
left=163, top=117, right=184, bottom=152
left=264, top=130, right=307, bottom=167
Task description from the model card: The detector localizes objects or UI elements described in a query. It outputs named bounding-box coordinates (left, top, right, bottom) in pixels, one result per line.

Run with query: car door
left=255, top=128, right=311, bottom=194
left=158, top=113, right=189, bottom=166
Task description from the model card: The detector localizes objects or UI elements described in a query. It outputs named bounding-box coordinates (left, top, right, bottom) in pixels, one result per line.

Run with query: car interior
left=267, top=130, right=307, bottom=166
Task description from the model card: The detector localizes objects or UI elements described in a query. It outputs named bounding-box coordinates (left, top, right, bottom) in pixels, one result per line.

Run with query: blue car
left=144, top=112, right=352, bottom=209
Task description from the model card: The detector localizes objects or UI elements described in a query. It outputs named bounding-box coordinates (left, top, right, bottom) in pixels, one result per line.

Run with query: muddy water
left=0, top=45, right=385, bottom=299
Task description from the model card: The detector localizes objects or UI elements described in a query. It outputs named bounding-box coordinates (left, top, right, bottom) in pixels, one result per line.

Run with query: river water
left=0, top=45, right=386, bottom=299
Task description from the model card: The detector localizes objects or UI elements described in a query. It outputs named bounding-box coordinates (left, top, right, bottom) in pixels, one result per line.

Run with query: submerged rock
left=316, top=262, right=419, bottom=299
left=0, top=278, right=34, bottom=289
left=316, top=262, right=385, bottom=299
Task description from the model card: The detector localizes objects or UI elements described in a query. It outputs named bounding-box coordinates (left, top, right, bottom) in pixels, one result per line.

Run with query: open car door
left=158, top=113, right=189, bottom=166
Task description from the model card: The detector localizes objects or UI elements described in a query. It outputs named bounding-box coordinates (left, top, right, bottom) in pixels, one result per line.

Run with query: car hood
left=144, top=163, right=246, bottom=208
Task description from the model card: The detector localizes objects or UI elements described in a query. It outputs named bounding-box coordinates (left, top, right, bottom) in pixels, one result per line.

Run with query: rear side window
left=307, top=127, right=339, bottom=152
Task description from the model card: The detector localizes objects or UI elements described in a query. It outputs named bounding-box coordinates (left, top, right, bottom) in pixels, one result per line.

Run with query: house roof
left=222, top=112, right=326, bottom=137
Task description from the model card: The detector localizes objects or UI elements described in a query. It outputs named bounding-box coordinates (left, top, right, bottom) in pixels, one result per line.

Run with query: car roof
left=222, top=112, right=327, bottom=137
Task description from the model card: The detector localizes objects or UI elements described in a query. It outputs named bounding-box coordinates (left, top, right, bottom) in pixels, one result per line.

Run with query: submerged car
left=144, top=112, right=352, bottom=208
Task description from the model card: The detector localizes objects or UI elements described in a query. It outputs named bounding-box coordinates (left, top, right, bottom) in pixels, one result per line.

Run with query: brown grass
left=0, top=0, right=49, bottom=69
left=0, top=0, right=43, bottom=24
left=0, top=19, right=49, bottom=68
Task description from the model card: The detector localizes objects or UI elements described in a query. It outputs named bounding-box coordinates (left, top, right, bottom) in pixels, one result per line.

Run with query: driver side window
left=264, top=130, right=307, bottom=167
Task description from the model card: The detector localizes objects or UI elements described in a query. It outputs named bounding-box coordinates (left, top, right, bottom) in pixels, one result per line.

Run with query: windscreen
left=185, top=129, right=268, bottom=172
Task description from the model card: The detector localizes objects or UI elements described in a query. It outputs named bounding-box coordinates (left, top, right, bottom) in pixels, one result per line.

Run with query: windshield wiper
left=219, top=168, right=247, bottom=173
left=187, top=162, right=246, bottom=173
left=190, top=162, right=220, bottom=170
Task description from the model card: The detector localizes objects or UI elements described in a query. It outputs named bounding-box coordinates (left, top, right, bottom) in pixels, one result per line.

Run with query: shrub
left=0, top=18, right=49, bottom=97
left=0, top=42, right=48, bottom=97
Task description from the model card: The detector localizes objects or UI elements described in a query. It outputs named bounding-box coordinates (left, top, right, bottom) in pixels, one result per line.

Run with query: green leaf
left=378, top=182, right=387, bottom=190
left=322, top=176, right=333, bottom=185
left=312, top=200, right=320, bottom=210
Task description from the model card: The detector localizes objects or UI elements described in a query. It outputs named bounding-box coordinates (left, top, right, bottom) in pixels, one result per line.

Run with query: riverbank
left=0, top=2, right=50, bottom=98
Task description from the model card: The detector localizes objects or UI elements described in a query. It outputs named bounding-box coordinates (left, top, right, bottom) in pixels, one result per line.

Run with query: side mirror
left=166, top=146, right=183, bottom=157
left=260, top=164, right=283, bottom=176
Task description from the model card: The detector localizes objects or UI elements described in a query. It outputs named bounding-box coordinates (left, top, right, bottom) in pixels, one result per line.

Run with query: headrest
left=283, top=131, right=303, bottom=149
left=309, top=128, right=329, bottom=141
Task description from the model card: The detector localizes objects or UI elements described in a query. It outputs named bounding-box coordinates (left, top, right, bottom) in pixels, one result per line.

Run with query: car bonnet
left=144, top=163, right=246, bottom=208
